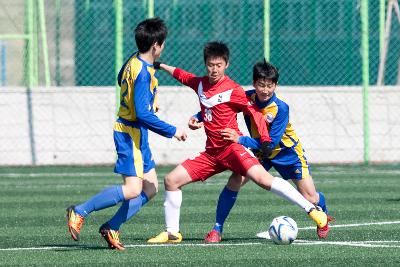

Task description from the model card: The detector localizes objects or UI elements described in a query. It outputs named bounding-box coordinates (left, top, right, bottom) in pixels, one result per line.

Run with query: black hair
left=134, top=17, right=168, bottom=53
left=203, top=41, right=230, bottom=64
left=252, top=59, right=279, bottom=83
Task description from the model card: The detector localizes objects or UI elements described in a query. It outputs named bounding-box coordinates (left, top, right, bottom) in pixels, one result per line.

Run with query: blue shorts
left=262, top=160, right=311, bottom=181
left=113, top=122, right=155, bottom=178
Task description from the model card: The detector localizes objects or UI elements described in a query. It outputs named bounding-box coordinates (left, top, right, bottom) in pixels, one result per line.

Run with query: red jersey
left=173, top=68, right=271, bottom=154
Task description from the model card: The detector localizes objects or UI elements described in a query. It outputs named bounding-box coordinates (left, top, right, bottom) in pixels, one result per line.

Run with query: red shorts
left=181, top=143, right=261, bottom=182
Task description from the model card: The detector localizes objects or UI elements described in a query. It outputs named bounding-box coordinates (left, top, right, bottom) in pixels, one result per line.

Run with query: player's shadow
left=183, top=236, right=265, bottom=242
left=386, top=198, right=400, bottom=202
left=43, top=244, right=108, bottom=251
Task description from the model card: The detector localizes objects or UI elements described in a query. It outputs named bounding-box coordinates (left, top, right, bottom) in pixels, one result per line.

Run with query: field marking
left=294, top=240, right=400, bottom=248
left=0, top=242, right=264, bottom=251
left=298, top=220, right=400, bottom=230
left=2, top=221, right=400, bottom=252
left=2, top=240, right=400, bottom=252
left=256, top=220, right=400, bottom=239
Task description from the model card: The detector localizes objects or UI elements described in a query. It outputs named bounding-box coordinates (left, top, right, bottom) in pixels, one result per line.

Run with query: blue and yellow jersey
left=115, top=52, right=176, bottom=138
left=239, top=90, right=306, bottom=165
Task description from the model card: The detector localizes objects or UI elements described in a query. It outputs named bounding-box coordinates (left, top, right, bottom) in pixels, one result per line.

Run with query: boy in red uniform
left=148, top=42, right=327, bottom=243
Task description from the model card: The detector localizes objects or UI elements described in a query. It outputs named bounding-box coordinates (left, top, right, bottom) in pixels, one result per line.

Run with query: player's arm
left=231, top=88, right=272, bottom=154
left=221, top=127, right=263, bottom=152
left=267, top=103, right=289, bottom=149
left=240, top=104, right=289, bottom=150
left=133, top=73, right=185, bottom=140
left=245, top=105, right=271, bottom=143
left=157, top=63, right=176, bottom=76
left=222, top=103, right=287, bottom=153
left=188, top=111, right=204, bottom=130
left=238, top=136, right=262, bottom=149
left=234, top=90, right=271, bottom=143
left=156, top=62, right=199, bottom=90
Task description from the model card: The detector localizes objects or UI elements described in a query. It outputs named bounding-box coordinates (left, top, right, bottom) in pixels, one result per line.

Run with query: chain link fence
left=0, top=0, right=400, bottom=165
left=2, top=0, right=399, bottom=87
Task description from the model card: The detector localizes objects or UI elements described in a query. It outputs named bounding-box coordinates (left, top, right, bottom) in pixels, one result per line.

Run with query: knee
left=164, top=173, right=175, bottom=190
left=122, top=185, right=142, bottom=200
left=226, top=174, right=243, bottom=191
left=253, top=173, right=274, bottom=190
left=164, top=173, right=181, bottom=190
left=145, top=183, right=159, bottom=200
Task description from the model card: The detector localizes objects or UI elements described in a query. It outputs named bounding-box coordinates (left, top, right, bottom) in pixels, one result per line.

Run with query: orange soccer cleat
left=66, top=206, right=85, bottom=241
left=99, top=223, right=125, bottom=251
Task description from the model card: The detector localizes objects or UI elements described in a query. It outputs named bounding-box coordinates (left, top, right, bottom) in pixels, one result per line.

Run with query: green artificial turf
left=0, top=164, right=399, bottom=266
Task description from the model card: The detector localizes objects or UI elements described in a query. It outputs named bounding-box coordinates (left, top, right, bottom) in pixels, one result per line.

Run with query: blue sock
left=107, top=191, right=149, bottom=230
left=213, top=186, right=238, bottom=233
left=75, top=185, right=124, bottom=217
left=140, top=191, right=149, bottom=205
left=317, top=191, right=328, bottom=213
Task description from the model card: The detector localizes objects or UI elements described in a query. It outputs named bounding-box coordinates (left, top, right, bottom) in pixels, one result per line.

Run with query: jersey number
left=120, top=80, right=129, bottom=109
left=204, top=108, right=212, bottom=122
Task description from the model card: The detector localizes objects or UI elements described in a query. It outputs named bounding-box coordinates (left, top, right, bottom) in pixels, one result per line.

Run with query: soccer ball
left=268, top=216, right=298, bottom=245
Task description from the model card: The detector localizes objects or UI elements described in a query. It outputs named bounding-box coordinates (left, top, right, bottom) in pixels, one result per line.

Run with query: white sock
left=164, top=190, right=182, bottom=233
left=270, top=177, right=315, bottom=212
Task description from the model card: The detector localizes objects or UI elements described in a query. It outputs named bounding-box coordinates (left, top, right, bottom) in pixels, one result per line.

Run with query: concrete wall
left=1, top=86, right=399, bottom=165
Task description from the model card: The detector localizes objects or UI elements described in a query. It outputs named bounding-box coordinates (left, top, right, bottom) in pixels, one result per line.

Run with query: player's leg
left=248, top=166, right=327, bottom=228
left=105, top=142, right=158, bottom=232
left=293, top=178, right=319, bottom=207
left=273, top=161, right=321, bottom=208
left=214, top=173, right=245, bottom=232
left=99, top=169, right=158, bottom=250
left=66, top=174, right=140, bottom=242
left=292, top=176, right=332, bottom=238
left=149, top=152, right=224, bottom=243
left=293, top=176, right=329, bottom=214
left=99, top=128, right=158, bottom=249
left=147, top=164, right=192, bottom=243
left=98, top=175, right=143, bottom=250
left=222, top=144, right=327, bottom=229
left=205, top=173, right=249, bottom=243
left=105, top=170, right=157, bottom=230
left=66, top=127, right=142, bottom=242
left=207, top=161, right=273, bottom=242
left=273, top=154, right=332, bottom=238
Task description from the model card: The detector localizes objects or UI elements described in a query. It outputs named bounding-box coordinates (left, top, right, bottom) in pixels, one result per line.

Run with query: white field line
left=1, top=221, right=400, bottom=252
left=294, top=240, right=400, bottom=248
left=298, top=220, right=400, bottom=230
left=256, top=220, right=400, bottom=239
left=1, top=240, right=400, bottom=252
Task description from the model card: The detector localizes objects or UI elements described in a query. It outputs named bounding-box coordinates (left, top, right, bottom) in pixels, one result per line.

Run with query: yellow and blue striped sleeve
left=240, top=100, right=289, bottom=149
left=133, top=67, right=176, bottom=138
left=268, top=102, right=289, bottom=148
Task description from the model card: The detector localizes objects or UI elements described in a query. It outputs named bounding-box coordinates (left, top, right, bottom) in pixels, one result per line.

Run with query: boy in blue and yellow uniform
left=66, top=17, right=187, bottom=250
left=190, top=60, right=332, bottom=242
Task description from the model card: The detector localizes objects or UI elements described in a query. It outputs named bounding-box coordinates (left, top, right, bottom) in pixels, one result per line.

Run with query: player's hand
left=174, top=128, right=187, bottom=141
left=153, top=61, right=162, bottom=70
left=188, top=116, right=204, bottom=130
left=261, top=141, right=272, bottom=160
left=221, top=128, right=239, bottom=143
